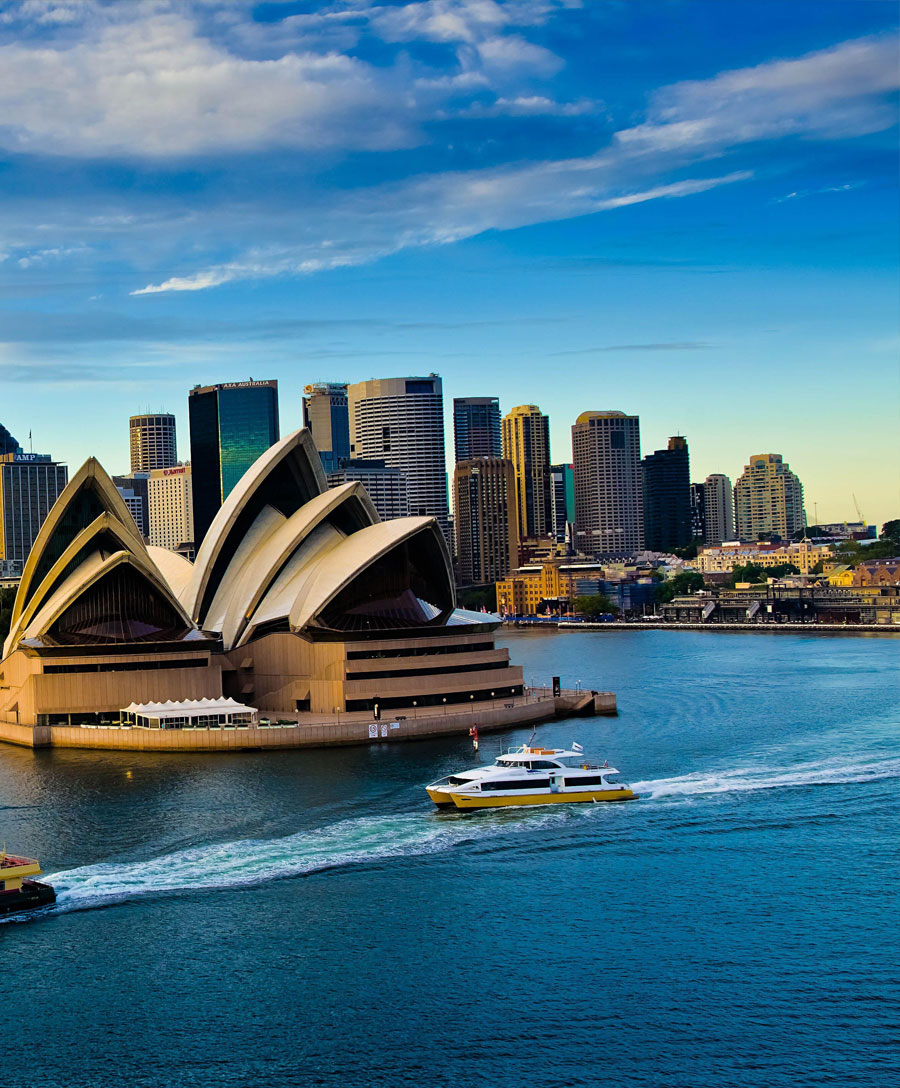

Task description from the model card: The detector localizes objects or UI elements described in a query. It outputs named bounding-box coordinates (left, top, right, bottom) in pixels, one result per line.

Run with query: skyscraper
left=0, top=427, right=68, bottom=578
left=129, top=413, right=177, bottom=472
left=348, top=375, right=449, bottom=536
left=734, top=454, right=805, bottom=540
left=113, top=473, right=149, bottom=537
left=302, top=383, right=350, bottom=473
left=572, top=411, right=643, bottom=558
left=641, top=436, right=692, bottom=552
left=453, top=457, right=519, bottom=587
left=703, top=473, right=735, bottom=543
left=550, top=463, right=574, bottom=544
left=326, top=460, right=409, bottom=522
left=149, top=465, right=194, bottom=552
left=690, top=482, right=706, bottom=542
left=501, top=404, right=552, bottom=542
left=453, top=397, right=501, bottom=464
left=189, top=380, right=280, bottom=546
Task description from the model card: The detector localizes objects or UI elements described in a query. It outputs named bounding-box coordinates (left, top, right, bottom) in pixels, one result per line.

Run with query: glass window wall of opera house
left=0, top=430, right=525, bottom=740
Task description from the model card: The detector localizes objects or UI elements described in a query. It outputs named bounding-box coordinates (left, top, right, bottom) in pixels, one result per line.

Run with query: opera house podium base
left=0, top=690, right=616, bottom=752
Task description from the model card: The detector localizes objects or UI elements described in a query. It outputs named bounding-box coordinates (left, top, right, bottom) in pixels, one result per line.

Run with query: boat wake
left=30, top=809, right=557, bottom=919
left=633, top=754, right=900, bottom=800
left=6, top=754, right=895, bottom=922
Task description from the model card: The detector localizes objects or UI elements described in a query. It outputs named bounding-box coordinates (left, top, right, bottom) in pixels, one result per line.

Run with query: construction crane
left=852, top=494, right=865, bottom=525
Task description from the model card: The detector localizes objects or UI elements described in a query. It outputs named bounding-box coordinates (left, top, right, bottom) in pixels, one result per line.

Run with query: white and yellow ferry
left=426, top=744, right=638, bottom=809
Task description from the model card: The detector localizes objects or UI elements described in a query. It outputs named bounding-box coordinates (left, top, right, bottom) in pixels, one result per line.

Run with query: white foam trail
left=633, top=755, right=900, bottom=800
left=38, top=808, right=567, bottom=916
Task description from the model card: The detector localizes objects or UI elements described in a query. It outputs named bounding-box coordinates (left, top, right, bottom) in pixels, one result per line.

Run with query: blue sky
left=0, top=0, right=897, bottom=525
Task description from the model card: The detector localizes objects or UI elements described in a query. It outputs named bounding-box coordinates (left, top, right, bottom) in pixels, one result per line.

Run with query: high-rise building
left=550, top=463, right=574, bottom=544
left=189, top=380, right=279, bottom=547
left=348, top=375, right=449, bottom=536
left=0, top=431, right=68, bottom=578
left=641, top=436, right=692, bottom=552
left=302, top=383, right=350, bottom=473
left=501, top=404, right=552, bottom=542
left=327, top=460, right=409, bottom=521
left=734, top=454, right=805, bottom=540
left=113, top=473, right=149, bottom=537
left=453, top=457, right=519, bottom=586
left=690, top=483, right=706, bottom=542
left=703, top=474, right=735, bottom=543
left=453, top=397, right=501, bottom=464
left=572, top=411, right=643, bottom=558
left=129, top=413, right=177, bottom=473
left=148, top=465, right=194, bottom=552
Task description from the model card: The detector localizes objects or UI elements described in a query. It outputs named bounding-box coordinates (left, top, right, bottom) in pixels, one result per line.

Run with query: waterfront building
left=550, top=463, right=575, bottom=545
left=734, top=454, right=805, bottom=540
left=496, top=556, right=656, bottom=616
left=853, top=558, right=900, bottom=587
left=129, top=414, right=177, bottom=473
left=704, top=473, right=735, bottom=543
left=502, top=405, right=552, bottom=543
left=302, top=383, right=350, bottom=473
left=453, top=398, right=501, bottom=464
left=0, top=436, right=68, bottom=579
left=453, top=458, right=518, bottom=586
left=348, top=375, right=449, bottom=537
left=113, top=473, right=149, bottom=537
left=189, top=380, right=280, bottom=547
left=0, top=430, right=527, bottom=736
left=148, top=465, right=193, bottom=552
left=691, top=483, right=706, bottom=542
left=326, top=459, right=409, bottom=521
left=691, top=539, right=832, bottom=576
left=642, top=437, right=692, bottom=552
left=572, top=411, right=643, bottom=558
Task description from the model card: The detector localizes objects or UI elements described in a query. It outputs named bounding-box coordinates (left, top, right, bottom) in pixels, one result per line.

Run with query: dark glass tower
left=189, top=381, right=279, bottom=547
left=641, top=436, right=692, bottom=552
left=453, top=397, right=501, bottom=464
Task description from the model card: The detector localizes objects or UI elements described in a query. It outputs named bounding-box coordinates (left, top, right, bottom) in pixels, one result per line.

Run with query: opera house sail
left=0, top=429, right=597, bottom=751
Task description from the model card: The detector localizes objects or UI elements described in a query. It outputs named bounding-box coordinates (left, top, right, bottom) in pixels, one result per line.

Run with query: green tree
left=882, top=519, right=900, bottom=543
left=654, top=571, right=705, bottom=603
left=457, top=585, right=497, bottom=613
left=572, top=594, right=619, bottom=618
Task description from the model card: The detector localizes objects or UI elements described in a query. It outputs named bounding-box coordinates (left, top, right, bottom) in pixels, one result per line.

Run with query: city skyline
left=0, top=1, right=896, bottom=526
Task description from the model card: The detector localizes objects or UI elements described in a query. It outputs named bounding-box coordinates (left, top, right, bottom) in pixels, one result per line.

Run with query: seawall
left=0, top=689, right=616, bottom=752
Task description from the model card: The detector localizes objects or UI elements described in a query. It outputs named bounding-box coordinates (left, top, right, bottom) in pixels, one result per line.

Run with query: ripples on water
left=0, top=629, right=897, bottom=1087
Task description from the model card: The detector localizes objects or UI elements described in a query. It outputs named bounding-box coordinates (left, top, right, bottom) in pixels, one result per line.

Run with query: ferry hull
left=426, top=787, right=456, bottom=807
left=0, top=879, right=56, bottom=916
left=448, top=788, right=637, bottom=809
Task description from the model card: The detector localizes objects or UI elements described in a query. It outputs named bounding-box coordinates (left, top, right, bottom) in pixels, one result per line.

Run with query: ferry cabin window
left=563, top=775, right=607, bottom=787
left=481, top=779, right=549, bottom=791
left=528, top=760, right=559, bottom=769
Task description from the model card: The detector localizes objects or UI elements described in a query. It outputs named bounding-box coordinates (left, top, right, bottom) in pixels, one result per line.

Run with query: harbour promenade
left=0, top=686, right=615, bottom=751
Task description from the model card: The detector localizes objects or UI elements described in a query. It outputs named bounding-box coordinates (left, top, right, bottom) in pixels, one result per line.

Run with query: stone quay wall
left=0, top=689, right=615, bottom=752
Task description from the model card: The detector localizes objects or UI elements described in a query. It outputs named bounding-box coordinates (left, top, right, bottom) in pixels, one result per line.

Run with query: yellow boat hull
left=426, top=787, right=456, bottom=807
left=447, top=788, right=637, bottom=809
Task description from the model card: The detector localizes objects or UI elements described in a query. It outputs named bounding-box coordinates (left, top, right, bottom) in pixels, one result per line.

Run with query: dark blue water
left=2, top=630, right=898, bottom=1088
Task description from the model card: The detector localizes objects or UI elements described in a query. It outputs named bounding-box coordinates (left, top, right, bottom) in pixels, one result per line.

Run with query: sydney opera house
left=0, top=431, right=603, bottom=751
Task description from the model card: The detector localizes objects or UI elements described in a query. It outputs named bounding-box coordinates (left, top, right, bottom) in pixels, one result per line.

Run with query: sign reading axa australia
left=220, top=380, right=276, bottom=390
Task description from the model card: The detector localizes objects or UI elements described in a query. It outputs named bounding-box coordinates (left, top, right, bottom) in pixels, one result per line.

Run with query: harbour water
left=1, top=629, right=897, bottom=1087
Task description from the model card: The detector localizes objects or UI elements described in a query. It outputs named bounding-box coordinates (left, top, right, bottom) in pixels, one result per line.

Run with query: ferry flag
left=572, top=742, right=583, bottom=753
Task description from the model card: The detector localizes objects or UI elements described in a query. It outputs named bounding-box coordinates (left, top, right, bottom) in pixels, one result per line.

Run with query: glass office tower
left=189, top=380, right=279, bottom=547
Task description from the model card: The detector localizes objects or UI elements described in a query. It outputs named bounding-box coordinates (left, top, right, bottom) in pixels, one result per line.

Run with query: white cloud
left=0, top=10, right=417, bottom=156
left=0, top=0, right=579, bottom=158
left=617, top=34, right=899, bottom=154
